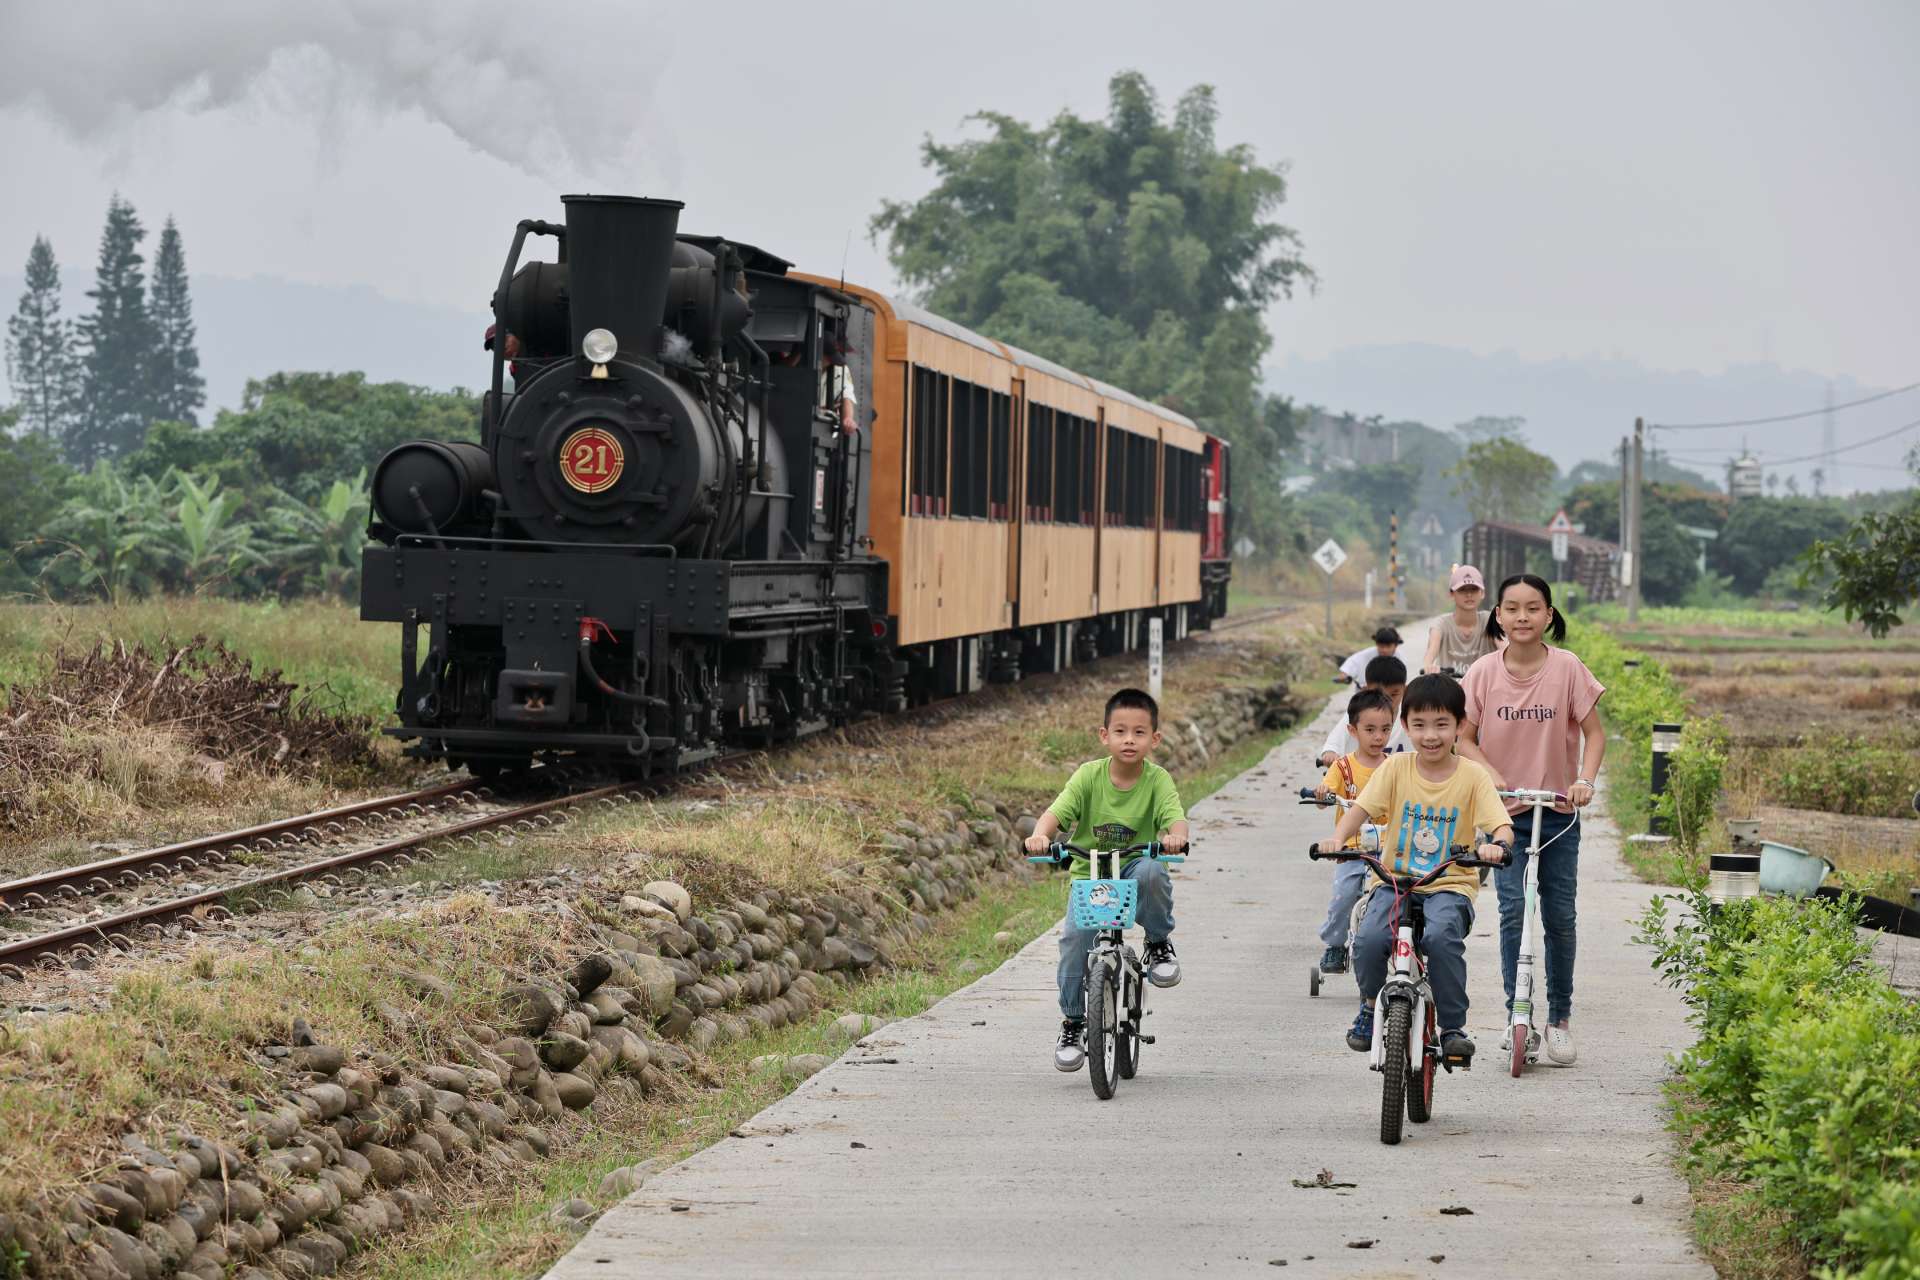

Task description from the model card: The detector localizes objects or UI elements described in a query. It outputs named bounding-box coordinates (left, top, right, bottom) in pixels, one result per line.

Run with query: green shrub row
left=1561, top=619, right=1695, bottom=835
left=1638, top=890, right=1920, bottom=1277
left=1750, top=736, right=1920, bottom=820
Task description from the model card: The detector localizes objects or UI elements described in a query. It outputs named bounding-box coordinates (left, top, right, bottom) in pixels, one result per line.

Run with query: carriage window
left=909, top=369, right=952, bottom=518
left=1104, top=424, right=1125, bottom=524
left=1026, top=403, right=1055, bottom=522
left=989, top=392, right=1011, bottom=520
left=969, top=384, right=990, bottom=519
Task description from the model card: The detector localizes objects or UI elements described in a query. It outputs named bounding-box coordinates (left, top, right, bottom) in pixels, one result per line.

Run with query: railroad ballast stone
left=0, top=675, right=1294, bottom=1277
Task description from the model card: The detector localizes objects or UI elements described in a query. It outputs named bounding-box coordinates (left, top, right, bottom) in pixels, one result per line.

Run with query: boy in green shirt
left=1024, top=688, right=1191, bottom=1072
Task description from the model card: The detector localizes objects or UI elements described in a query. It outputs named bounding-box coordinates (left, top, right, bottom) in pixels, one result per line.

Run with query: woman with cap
left=1421, top=564, right=1501, bottom=676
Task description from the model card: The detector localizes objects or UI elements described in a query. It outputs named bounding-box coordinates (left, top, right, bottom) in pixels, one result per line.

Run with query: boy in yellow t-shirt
left=1311, top=689, right=1396, bottom=976
left=1321, top=674, right=1513, bottom=1061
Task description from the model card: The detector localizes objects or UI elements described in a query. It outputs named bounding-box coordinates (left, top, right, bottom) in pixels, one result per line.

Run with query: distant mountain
left=1268, top=343, right=1915, bottom=495
left=1, top=272, right=486, bottom=414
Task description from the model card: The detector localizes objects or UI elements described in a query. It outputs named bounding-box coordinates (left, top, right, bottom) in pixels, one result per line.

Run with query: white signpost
left=1147, top=617, right=1164, bottom=700
left=1548, top=508, right=1573, bottom=574
left=1312, top=538, right=1347, bottom=637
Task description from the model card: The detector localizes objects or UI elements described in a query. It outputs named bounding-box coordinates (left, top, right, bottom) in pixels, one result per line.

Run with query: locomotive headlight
left=582, top=328, right=619, bottom=365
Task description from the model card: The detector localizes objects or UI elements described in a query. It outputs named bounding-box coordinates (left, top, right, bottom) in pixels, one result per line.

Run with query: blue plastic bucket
left=1758, top=840, right=1832, bottom=897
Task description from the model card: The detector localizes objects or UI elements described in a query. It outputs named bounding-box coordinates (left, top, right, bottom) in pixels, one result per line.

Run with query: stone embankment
left=0, top=675, right=1296, bottom=1279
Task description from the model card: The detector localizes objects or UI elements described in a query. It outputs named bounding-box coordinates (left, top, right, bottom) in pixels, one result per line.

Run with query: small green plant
left=1655, top=717, right=1729, bottom=858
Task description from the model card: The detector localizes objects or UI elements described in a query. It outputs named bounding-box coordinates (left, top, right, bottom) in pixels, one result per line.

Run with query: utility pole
left=1626, top=417, right=1645, bottom=622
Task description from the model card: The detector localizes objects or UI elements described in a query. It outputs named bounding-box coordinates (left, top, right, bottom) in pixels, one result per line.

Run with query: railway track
left=0, top=772, right=632, bottom=978
left=2, top=612, right=1279, bottom=980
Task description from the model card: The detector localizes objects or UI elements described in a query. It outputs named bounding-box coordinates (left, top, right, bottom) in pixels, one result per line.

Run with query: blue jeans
left=1057, top=858, right=1174, bottom=1020
left=1318, top=858, right=1370, bottom=948
left=1353, top=886, right=1474, bottom=1032
left=1495, top=806, right=1580, bottom=1024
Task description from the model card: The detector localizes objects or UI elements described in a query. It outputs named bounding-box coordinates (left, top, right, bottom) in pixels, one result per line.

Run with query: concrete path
left=546, top=632, right=1710, bottom=1278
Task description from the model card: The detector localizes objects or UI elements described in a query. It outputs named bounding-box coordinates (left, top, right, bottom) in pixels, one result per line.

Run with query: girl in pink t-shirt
left=1458, top=574, right=1606, bottom=1068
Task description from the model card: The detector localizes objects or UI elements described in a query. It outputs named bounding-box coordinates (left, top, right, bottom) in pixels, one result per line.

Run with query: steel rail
left=0, top=778, right=483, bottom=914
left=0, top=782, right=634, bottom=973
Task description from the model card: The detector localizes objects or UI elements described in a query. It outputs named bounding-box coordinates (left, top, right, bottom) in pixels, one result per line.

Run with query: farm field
left=1599, top=604, right=1920, bottom=897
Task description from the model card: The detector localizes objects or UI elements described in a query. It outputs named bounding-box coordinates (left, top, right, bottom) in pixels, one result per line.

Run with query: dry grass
left=0, top=893, right=576, bottom=1212
left=0, top=614, right=1307, bottom=1241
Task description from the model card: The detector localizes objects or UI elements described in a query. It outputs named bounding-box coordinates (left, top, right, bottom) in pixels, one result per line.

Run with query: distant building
left=1728, top=452, right=1763, bottom=499
left=1299, top=411, right=1400, bottom=469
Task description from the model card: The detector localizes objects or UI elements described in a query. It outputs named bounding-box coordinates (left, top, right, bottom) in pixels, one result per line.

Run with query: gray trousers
left=1352, top=885, right=1474, bottom=1032
left=1057, top=858, right=1174, bottom=1020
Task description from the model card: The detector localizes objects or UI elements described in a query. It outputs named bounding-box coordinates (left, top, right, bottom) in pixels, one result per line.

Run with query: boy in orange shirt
left=1311, top=689, right=1396, bottom=975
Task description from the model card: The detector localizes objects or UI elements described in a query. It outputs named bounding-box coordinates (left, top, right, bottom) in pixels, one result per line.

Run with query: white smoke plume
left=1, top=1, right=675, bottom=184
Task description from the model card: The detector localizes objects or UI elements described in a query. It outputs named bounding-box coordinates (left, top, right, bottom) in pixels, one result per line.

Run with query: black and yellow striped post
left=1389, top=510, right=1402, bottom=609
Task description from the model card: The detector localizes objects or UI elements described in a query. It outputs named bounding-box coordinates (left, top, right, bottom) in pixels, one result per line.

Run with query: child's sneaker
left=1345, top=1005, right=1374, bottom=1052
left=1544, top=1022, right=1577, bottom=1065
left=1441, top=1028, right=1475, bottom=1059
left=1054, top=1019, right=1087, bottom=1071
left=1318, top=944, right=1348, bottom=974
left=1144, top=939, right=1181, bottom=988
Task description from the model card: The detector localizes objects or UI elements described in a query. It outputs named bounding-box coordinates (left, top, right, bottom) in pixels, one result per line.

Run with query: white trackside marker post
left=1148, top=618, right=1163, bottom=700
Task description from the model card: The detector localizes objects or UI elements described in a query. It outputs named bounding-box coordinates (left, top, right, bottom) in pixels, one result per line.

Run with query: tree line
left=4, top=195, right=205, bottom=466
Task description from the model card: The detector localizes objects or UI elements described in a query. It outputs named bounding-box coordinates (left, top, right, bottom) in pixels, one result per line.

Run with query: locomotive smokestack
left=561, top=194, right=684, bottom=363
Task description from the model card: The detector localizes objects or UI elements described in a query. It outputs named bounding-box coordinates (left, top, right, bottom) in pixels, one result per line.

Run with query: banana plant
left=151, top=470, right=267, bottom=592
left=265, top=470, right=370, bottom=598
left=33, top=464, right=171, bottom=602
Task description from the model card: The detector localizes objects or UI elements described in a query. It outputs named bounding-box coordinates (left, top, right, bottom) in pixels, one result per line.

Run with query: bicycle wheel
left=1510, top=1022, right=1528, bottom=1078
left=1308, top=966, right=1322, bottom=998
left=1407, top=1002, right=1436, bottom=1123
left=1087, top=960, right=1120, bottom=1100
left=1380, top=1000, right=1410, bottom=1145
left=1117, top=968, right=1142, bottom=1079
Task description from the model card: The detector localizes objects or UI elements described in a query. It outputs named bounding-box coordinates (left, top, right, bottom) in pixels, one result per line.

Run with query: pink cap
left=1449, top=564, right=1485, bottom=590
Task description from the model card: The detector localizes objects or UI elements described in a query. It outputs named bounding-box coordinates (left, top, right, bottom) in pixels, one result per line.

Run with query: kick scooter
left=1499, top=788, right=1575, bottom=1077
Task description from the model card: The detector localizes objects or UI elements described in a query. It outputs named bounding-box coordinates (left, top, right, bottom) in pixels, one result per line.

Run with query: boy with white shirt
left=1317, top=655, right=1409, bottom=767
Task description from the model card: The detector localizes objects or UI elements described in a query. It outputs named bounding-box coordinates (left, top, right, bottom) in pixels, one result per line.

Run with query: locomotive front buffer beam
left=360, top=545, right=883, bottom=766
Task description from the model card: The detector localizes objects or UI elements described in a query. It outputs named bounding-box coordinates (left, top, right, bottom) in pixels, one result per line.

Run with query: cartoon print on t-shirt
left=1395, top=803, right=1459, bottom=876
left=1091, top=821, right=1138, bottom=847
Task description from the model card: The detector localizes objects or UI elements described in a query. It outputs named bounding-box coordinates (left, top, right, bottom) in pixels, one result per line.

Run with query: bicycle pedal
left=1139, top=1034, right=1156, bottom=1044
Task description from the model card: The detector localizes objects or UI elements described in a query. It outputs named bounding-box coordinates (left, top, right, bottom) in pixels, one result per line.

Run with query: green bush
left=1655, top=717, right=1729, bottom=857
left=1766, top=735, right=1920, bottom=819
left=1561, top=618, right=1690, bottom=834
left=1637, top=889, right=1920, bottom=1274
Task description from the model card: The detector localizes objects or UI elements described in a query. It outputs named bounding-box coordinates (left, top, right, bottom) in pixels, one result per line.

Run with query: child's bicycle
left=1027, top=840, right=1186, bottom=1100
left=1307, top=838, right=1498, bottom=1145
left=1498, top=787, right=1576, bottom=1077
left=1295, top=787, right=1381, bottom=998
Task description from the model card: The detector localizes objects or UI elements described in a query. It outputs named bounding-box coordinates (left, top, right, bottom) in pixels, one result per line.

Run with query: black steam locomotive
left=360, top=195, right=889, bottom=775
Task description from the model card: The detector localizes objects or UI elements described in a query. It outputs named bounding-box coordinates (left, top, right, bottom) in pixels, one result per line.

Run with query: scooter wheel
left=1510, top=1023, right=1527, bottom=1078
left=1308, top=967, right=1322, bottom=998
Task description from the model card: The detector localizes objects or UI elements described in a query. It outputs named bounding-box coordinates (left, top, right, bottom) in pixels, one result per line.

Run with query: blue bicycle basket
left=1069, top=877, right=1139, bottom=930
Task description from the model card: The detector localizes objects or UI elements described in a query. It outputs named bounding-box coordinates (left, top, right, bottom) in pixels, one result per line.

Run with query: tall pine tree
left=149, top=217, right=204, bottom=427
left=71, top=194, right=159, bottom=465
left=3, top=236, right=80, bottom=441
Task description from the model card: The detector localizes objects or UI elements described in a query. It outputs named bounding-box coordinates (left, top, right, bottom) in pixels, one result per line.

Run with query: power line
left=1647, top=380, right=1920, bottom=431
left=1753, top=415, right=1920, bottom=468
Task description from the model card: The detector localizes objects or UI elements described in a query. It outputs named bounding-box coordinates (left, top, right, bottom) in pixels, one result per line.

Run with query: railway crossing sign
left=1417, top=511, right=1445, bottom=539
left=1233, top=535, right=1256, bottom=559
left=1311, top=539, right=1347, bottom=576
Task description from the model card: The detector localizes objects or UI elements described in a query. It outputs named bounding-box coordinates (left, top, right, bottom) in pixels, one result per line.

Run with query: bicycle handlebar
left=1297, top=786, right=1357, bottom=810
left=1026, top=840, right=1186, bottom=866
left=1307, top=841, right=1500, bottom=890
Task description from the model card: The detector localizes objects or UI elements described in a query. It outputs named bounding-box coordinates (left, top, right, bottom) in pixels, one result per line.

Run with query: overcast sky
left=3, top=1, right=1915, bottom=399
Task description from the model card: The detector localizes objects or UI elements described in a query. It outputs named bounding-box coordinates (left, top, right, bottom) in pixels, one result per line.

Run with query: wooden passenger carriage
left=799, top=277, right=1228, bottom=696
